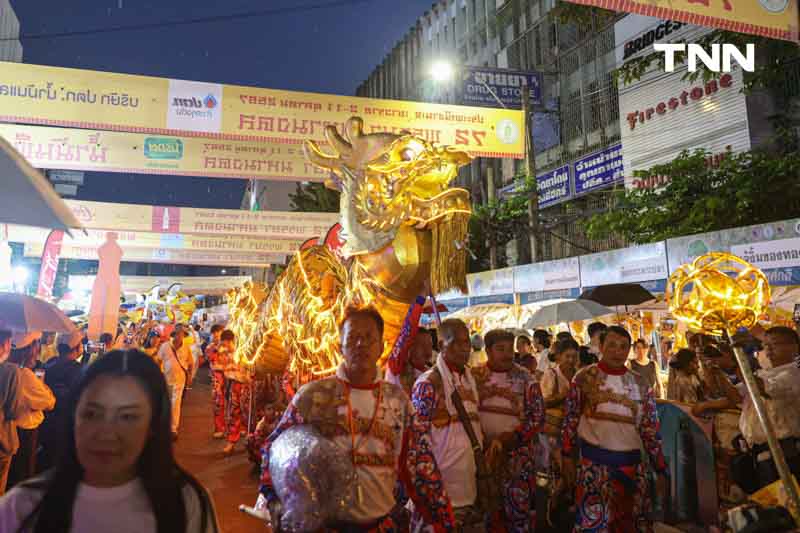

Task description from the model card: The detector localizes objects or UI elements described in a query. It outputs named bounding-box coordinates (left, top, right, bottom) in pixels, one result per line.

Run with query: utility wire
left=0, top=0, right=374, bottom=42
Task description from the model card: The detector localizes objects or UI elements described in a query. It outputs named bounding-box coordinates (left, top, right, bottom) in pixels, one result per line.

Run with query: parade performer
left=158, top=325, right=193, bottom=440
left=472, top=329, right=544, bottom=532
left=222, top=329, right=252, bottom=455
left=204, top=325, right=227, bottom=438
left=562, top=325, right=668, bottom=533
left=259, top=306, right=455, bottom=532
left=385, top=296, right=431, bottom=396
left=411, top=318, right=483, bottom=531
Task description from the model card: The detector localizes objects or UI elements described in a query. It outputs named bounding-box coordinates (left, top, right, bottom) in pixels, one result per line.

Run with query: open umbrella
left=524, top=300, right=614, bottom=329
left=579, top=283, right=655, bottom=308
left=0, top=292, right=79, bottom=333
left=0, top=137, right=83, bottom=234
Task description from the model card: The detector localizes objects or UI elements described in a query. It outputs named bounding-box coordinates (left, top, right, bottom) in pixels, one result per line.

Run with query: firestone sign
left=626, top=74, right=734, bottom=130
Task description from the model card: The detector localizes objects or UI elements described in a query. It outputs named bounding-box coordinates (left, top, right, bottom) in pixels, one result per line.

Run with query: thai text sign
left=69, top=275, right=252, bottom=295
left=537, top=165, right=572, bottom=208
left=24, top=242, right=284, bottom=267
left=64, top=200, right=338, bottom=240
left=0, top=123, right=325, bottom=182
left=732, top=237, right=800, bottom=270
left=0, top=62, right=525, bottom=159
left=563, top=0, right=798, bottom=41
left=459, top=67, right=542, bottom=108
left=573, top=144, right=623, bottom=195
left=7, top=225, right=305, bottom=255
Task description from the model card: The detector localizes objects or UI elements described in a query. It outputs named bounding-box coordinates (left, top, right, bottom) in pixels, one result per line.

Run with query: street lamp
left=426, top=59, right=540, bottom=265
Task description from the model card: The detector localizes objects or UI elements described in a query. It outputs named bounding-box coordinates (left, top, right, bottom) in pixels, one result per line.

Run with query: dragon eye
left=400, top=148, right=417, bottom=161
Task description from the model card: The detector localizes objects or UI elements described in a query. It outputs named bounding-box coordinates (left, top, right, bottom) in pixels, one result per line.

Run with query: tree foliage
left=468, top=173, right=535, bottom=271
left=585, top=129, right=800, bottom=244
left=288, top=182, right=340, bottom=213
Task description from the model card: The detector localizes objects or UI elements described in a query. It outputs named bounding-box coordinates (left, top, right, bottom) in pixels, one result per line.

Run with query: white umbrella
left=524, top=299, right=614, bottom=329
left=0, top=292, right=79, bottom=333
left=0, top=136, right=83, bottom=235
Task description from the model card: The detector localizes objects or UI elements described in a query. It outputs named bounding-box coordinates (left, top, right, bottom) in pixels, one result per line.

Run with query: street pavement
left=175, top=367, right=265, bottom=532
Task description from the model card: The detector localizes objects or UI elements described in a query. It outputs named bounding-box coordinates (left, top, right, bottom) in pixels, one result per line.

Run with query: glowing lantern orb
left=666, top=252, right=770, bottom=336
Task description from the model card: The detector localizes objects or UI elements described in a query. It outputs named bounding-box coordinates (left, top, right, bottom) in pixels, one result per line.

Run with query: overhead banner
left=69, top=274, right=251, bottom=295
left=25, top=242, right=284, bottom=267
left=563, top=0, right=798, bottom=41
left=0, top=61, right=525, bottom=159
left=7, top=225, right=305, bottom=255
left=0, top=123, right=325, bottom=182
left=64, top=200, right=339, bottom=240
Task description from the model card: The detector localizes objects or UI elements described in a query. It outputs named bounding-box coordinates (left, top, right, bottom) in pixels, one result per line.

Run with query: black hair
left=9, top=342, right=38, bottom=369
left=766, top=326, right=800, bottom=349
left=579, top=346, right=599, bottom=367
left=18, top=350, right=217, bottom=533
left=533, top=329, right=551, bottom=349
left=57, top=343, right=73, bottom=358
left=552, top=338, right=580, bottom=356
left=220, top=329, right=236, bottom=342
left=587, top=322, right=608, bottom=339
left=99, top=333, right=113, bottom=345
left=210, top=324, right=224, bottom=334
left=516, top=336, right=531, bottom=348
left=633, top=338, right=648, bottom=347
left=670, top=348, right=697, bottom=370
left=339, top=305, right=384, bottom=338
left=600, top=325, right=632, bottom=346
left=416, top=327, right=433, bottom=337
left=555, top=331, right=574, bottom=343
left=438, top=318, right=468, bottom=343
left=484, top=329, right=515, bottom=350
left=0, top=330, right=11, bottom=345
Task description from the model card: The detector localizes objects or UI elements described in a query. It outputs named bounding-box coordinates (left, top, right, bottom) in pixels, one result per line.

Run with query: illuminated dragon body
left=234, top=117, right=472, bottom=378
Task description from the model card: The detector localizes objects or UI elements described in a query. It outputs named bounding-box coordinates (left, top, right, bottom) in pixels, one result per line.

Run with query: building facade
left=0, top=0, right=22, bottom=63
left=356, top=0, right=627, bottom=267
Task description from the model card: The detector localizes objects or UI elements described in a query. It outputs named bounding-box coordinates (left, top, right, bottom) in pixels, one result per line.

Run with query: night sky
left=10, top=0, right=434, bottom=209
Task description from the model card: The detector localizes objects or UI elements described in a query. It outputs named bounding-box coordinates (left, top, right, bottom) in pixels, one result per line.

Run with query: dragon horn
left=303, top=140, right=342, bottom=171
left=344, top=117, right=365, bottom=143
left=324, top=124, right=353, bottom=158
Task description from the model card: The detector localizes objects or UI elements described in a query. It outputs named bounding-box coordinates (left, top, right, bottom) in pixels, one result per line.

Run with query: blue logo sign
left=573, top=144, right=624, bottom=195
left=459, top=67, right=542, bottom=109
left=537, top=165, right=571, bottom=208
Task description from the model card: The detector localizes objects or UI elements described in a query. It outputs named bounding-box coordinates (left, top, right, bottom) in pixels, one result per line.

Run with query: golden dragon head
left=304, top=117, right=472, bottom=295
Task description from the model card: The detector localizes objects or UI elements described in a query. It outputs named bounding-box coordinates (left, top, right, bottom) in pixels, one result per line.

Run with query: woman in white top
left=0, top=349, right=219, bottom=533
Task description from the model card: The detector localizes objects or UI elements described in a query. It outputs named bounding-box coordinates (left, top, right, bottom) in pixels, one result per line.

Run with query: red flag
left=37, top=230, right=64, bottom=299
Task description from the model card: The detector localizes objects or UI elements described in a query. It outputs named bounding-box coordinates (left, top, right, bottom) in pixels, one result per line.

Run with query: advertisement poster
left=459, top=66, right=542, bottom=108
left=580, top=241, right=668, bottom=288
left=0, top=61, right=525, bottom=159
left=536, top=165, right=572, bottom=208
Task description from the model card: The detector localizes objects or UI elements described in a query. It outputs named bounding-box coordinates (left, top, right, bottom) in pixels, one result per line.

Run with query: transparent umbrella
left=0, top=292, right=79, bottom=334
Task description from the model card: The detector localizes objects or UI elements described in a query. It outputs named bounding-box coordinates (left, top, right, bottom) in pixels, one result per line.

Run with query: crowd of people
left=0, top=300, right=797, bottom=532
left=250, top=308, right=800, bottom=532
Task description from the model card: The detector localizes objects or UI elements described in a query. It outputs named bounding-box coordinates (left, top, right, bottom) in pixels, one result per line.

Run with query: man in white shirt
left=411, top=318, right=484, bottom=531
left=158, top=325, right=193, bottom=440
left=738, top=326, right=800, bottom=490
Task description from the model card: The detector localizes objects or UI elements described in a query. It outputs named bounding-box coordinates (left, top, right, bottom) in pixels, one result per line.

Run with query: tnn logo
left=654, top=43, right=755, bottom=73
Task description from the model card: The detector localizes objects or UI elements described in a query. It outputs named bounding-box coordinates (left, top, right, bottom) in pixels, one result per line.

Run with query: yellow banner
left=566, top=0, right=798, bottom=41
left=64, top=200, right=338, bottom=240
left=0, top=62, right=525, bottom=159
left=24, top=242, right=284, bottom=267
left=0, top=123, right=325, bottom=182
left=7, top=225, right=305, bottom=255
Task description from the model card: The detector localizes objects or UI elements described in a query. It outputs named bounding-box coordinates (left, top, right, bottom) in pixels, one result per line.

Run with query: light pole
left=428, top=61, right=539, bottom=266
